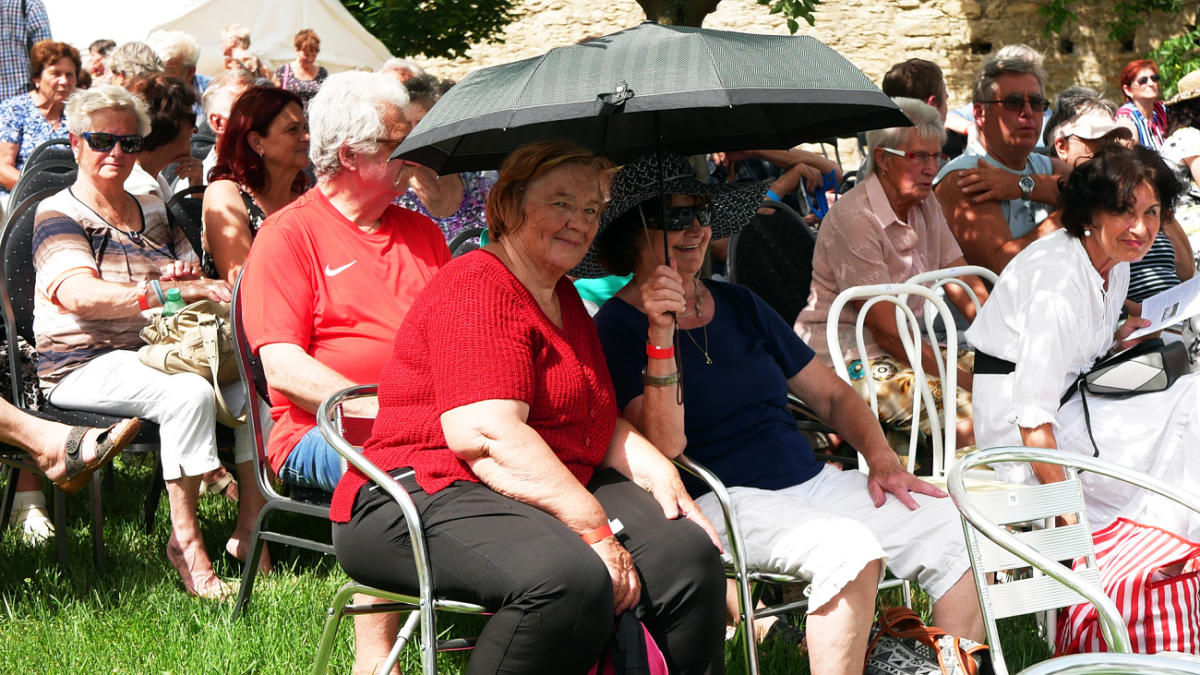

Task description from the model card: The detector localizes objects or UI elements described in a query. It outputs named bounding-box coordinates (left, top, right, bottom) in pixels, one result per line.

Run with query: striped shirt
left=1127, top=230, right=1180, bottom=304
left=32, top=188, right=195, bottom=388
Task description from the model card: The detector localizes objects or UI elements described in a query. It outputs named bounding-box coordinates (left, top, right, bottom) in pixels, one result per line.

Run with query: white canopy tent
left=44, top=0, right=393, bottom=77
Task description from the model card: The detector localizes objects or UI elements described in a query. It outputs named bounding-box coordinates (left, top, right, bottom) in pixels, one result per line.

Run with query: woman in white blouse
left=968, top=145, right=1200, bottom=539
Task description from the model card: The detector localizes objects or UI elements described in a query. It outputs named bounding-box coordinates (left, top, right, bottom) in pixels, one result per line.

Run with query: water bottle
left=162, top=287, right=186, bottom=317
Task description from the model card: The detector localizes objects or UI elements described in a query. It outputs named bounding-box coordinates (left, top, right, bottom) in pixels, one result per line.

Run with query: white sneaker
left=8, top=491, right=54, bottom=546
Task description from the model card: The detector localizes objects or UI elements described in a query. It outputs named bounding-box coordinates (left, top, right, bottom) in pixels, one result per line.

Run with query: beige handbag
left=138, top=299, right=245, bottom=427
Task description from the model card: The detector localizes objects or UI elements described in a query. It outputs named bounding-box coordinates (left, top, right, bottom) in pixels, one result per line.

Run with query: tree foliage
left=1151, top=27, right=1200, bottom=97
left=635, top=0, right=823, bottom=32
left=340, top=0, right=523, bottom=59
left=1038, top=0, right=1187, bottom=42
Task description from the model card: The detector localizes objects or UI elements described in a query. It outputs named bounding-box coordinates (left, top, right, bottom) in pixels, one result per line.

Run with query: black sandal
left=53, top=418, right=142, bottom=494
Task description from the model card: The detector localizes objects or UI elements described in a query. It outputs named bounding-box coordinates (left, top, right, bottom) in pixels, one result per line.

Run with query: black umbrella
left=391, top=21, right=910, bottom=174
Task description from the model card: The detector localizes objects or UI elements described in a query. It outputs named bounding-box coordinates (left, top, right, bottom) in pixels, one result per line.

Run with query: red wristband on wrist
left=137, top=288, right=150, bottom=311
left=580, top=523, right=614, bottom=545
left=646, top=343, right=674, bottom=359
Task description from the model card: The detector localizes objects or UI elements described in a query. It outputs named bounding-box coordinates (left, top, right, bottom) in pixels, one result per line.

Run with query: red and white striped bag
left=1056, top=518, right=1200, bottom=655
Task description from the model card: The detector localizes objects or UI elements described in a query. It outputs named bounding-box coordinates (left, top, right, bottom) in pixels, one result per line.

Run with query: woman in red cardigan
left=330, top=141, right=727, bottom=674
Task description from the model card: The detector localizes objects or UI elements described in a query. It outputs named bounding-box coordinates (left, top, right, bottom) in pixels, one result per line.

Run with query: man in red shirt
left=239, top=71, right=450, bottom=675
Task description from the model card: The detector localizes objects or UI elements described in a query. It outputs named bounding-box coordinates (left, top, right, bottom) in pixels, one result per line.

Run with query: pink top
left=794, top=173, right=963, bottom=364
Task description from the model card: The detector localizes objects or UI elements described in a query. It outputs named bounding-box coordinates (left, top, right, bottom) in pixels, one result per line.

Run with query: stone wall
left=423, top=0, right=1193, bottom=112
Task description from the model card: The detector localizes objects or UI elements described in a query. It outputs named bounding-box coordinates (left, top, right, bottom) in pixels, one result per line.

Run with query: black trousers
left=333, top=468, right=727, bottom=675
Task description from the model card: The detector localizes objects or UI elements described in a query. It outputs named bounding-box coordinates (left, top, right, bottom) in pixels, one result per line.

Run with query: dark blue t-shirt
left=594, top=280, right=823, bottom=497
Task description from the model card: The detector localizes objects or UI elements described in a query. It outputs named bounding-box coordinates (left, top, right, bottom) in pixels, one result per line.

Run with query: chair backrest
left=448, top=227, right=486, bottom=258
left=23, top=138, right=74, bottom=172
left=826, top=282, right=957, bottom=477
left=191, top=134, right=215, bottom=161
left=0, top=188, right=59, bottom=403
left=726, top=199, right=817, bottom=324
left=901, top=264, right=999, bottom=387
left=8, top=161, right=75, bottom=210
left=948, top=447, right=1200, bottom=674
left=230, top=277, right=299, bottom=504
left=166, top=185, right=207, bottom=260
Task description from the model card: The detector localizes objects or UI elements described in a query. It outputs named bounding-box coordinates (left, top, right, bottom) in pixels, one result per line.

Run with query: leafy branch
left=340, top=0, right=523, bottom=60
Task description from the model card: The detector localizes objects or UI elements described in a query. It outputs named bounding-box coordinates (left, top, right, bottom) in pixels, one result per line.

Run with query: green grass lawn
left=0, top=455, right=1052, bottom=674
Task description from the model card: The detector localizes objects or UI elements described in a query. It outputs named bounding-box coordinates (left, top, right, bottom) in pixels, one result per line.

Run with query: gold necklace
left=681, top=281, right=711, bottom=364
left=682, top=323, right=711, bottom=365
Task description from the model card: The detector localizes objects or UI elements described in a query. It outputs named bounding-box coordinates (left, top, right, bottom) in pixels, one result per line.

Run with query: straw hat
left=1168, top=70, right=1200, bottom=105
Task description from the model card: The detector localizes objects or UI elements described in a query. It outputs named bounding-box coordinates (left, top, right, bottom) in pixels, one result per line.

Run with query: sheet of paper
left=1129, top=275, right=1200, bottom=338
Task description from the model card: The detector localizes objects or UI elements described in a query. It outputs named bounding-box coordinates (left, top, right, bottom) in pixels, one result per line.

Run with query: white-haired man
left=147, top=29, right=209, bottom=125
left=380, top=57, right=424, bottom=83
left=934, top=51, right=1070, bottom=274
left=239, top=71, right=449, bottom=675
left=194, top=69, right=255, bottom=185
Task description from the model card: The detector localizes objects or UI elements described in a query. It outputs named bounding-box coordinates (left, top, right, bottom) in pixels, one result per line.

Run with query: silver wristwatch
left=1018, top=175, right=1035, bottom=200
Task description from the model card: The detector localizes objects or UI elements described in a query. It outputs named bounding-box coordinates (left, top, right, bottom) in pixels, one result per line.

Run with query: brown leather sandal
left=53, top=417, right=142, bottom=494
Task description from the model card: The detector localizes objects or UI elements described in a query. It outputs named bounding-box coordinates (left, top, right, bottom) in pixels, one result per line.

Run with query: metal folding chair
left=229, top=277, right=335, bottom=617
left=312, top=385, right=485, bottom=675
left=948, top=446, right=1200, bottom=675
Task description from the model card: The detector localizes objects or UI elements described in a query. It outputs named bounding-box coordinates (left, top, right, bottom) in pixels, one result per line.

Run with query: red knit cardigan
left=329, top=251, right=618, bottom=522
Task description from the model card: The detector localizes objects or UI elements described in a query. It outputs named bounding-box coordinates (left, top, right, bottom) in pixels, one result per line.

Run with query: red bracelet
left=646, top=343, right=674, bottom=359
left=580, top=523, right=614, bottom=545
left=137, top=288, right=150, bottom=311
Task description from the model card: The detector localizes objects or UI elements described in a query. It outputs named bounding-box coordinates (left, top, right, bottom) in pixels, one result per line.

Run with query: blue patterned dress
left=0, top=91, right=68, bottom=197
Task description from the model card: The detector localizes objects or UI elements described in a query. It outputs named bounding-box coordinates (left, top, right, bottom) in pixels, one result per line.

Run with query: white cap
left=1053, top=108, right=1135, bottom=143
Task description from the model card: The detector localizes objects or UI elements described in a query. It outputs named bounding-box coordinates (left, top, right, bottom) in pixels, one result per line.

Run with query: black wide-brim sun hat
left=572, top=151, right=769, bottom=279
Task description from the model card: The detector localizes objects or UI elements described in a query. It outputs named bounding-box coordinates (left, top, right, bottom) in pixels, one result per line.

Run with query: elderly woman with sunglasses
left=1117, top=59, right=1168, bottom=150
left=796, top=98, right=988, bottom=448
left=32, top=85, right=236, bottom=598
left=590, top=151, right=984, bottom=673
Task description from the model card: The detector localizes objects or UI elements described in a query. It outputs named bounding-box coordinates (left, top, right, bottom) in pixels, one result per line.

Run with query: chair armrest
left=317, top=385, right=438, bottom=593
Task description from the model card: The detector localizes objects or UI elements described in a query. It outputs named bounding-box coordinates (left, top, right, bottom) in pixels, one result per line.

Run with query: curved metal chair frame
left=1015, top=652, right=1200, bottom=675
left=675, top=452, right=912, bottom=675
left=827, top=283, right=958, bottom=478
left=904, top=265, right=998, bottom=388
left=949, top=446, right=1200, bottom=675
left=312, top=385, right=485, bottom=675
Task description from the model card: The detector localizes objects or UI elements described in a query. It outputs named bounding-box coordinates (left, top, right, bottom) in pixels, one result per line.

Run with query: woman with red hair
left=1117, top=59, right=1168, bottom=149
left=201, top=86, right=309, bottom=283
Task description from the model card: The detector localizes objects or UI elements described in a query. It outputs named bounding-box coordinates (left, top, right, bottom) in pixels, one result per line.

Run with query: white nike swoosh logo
left=324, top=261, right=357, bottom=276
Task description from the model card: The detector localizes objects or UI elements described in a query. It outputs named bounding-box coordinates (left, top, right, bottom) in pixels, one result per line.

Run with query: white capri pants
left=696, top=464, right=970, bottom=612
left=48, top=349, right=251, bottom=480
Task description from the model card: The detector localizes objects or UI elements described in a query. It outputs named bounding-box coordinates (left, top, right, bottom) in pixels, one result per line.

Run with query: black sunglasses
left=980, top=95, right=1050, bottom=113
left=641, top=204, right=712, bottom=231
left=81, top=132, right=143, bottom=153
left=1136, top=74, right=1162, bottom=85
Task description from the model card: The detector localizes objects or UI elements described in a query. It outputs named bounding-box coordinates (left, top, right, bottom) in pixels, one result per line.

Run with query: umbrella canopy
left=393, top=21, right=910, bottom=173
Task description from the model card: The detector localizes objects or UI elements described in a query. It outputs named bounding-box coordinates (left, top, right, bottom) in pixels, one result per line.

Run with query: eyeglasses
left=879, top=147, right=947, bottom=164
left=640, top=204, right=712, bottom=231
left=979, top=95, right=1050, bottom=113
left=81, top=132, right=143, bottom=153
left=372, top=137, right=407, bottom=152
left=1136, top=74, right=1161, bottom=85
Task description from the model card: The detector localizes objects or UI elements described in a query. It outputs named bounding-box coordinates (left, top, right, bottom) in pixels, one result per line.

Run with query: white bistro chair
left=826, top=282, right=958, bottom=479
